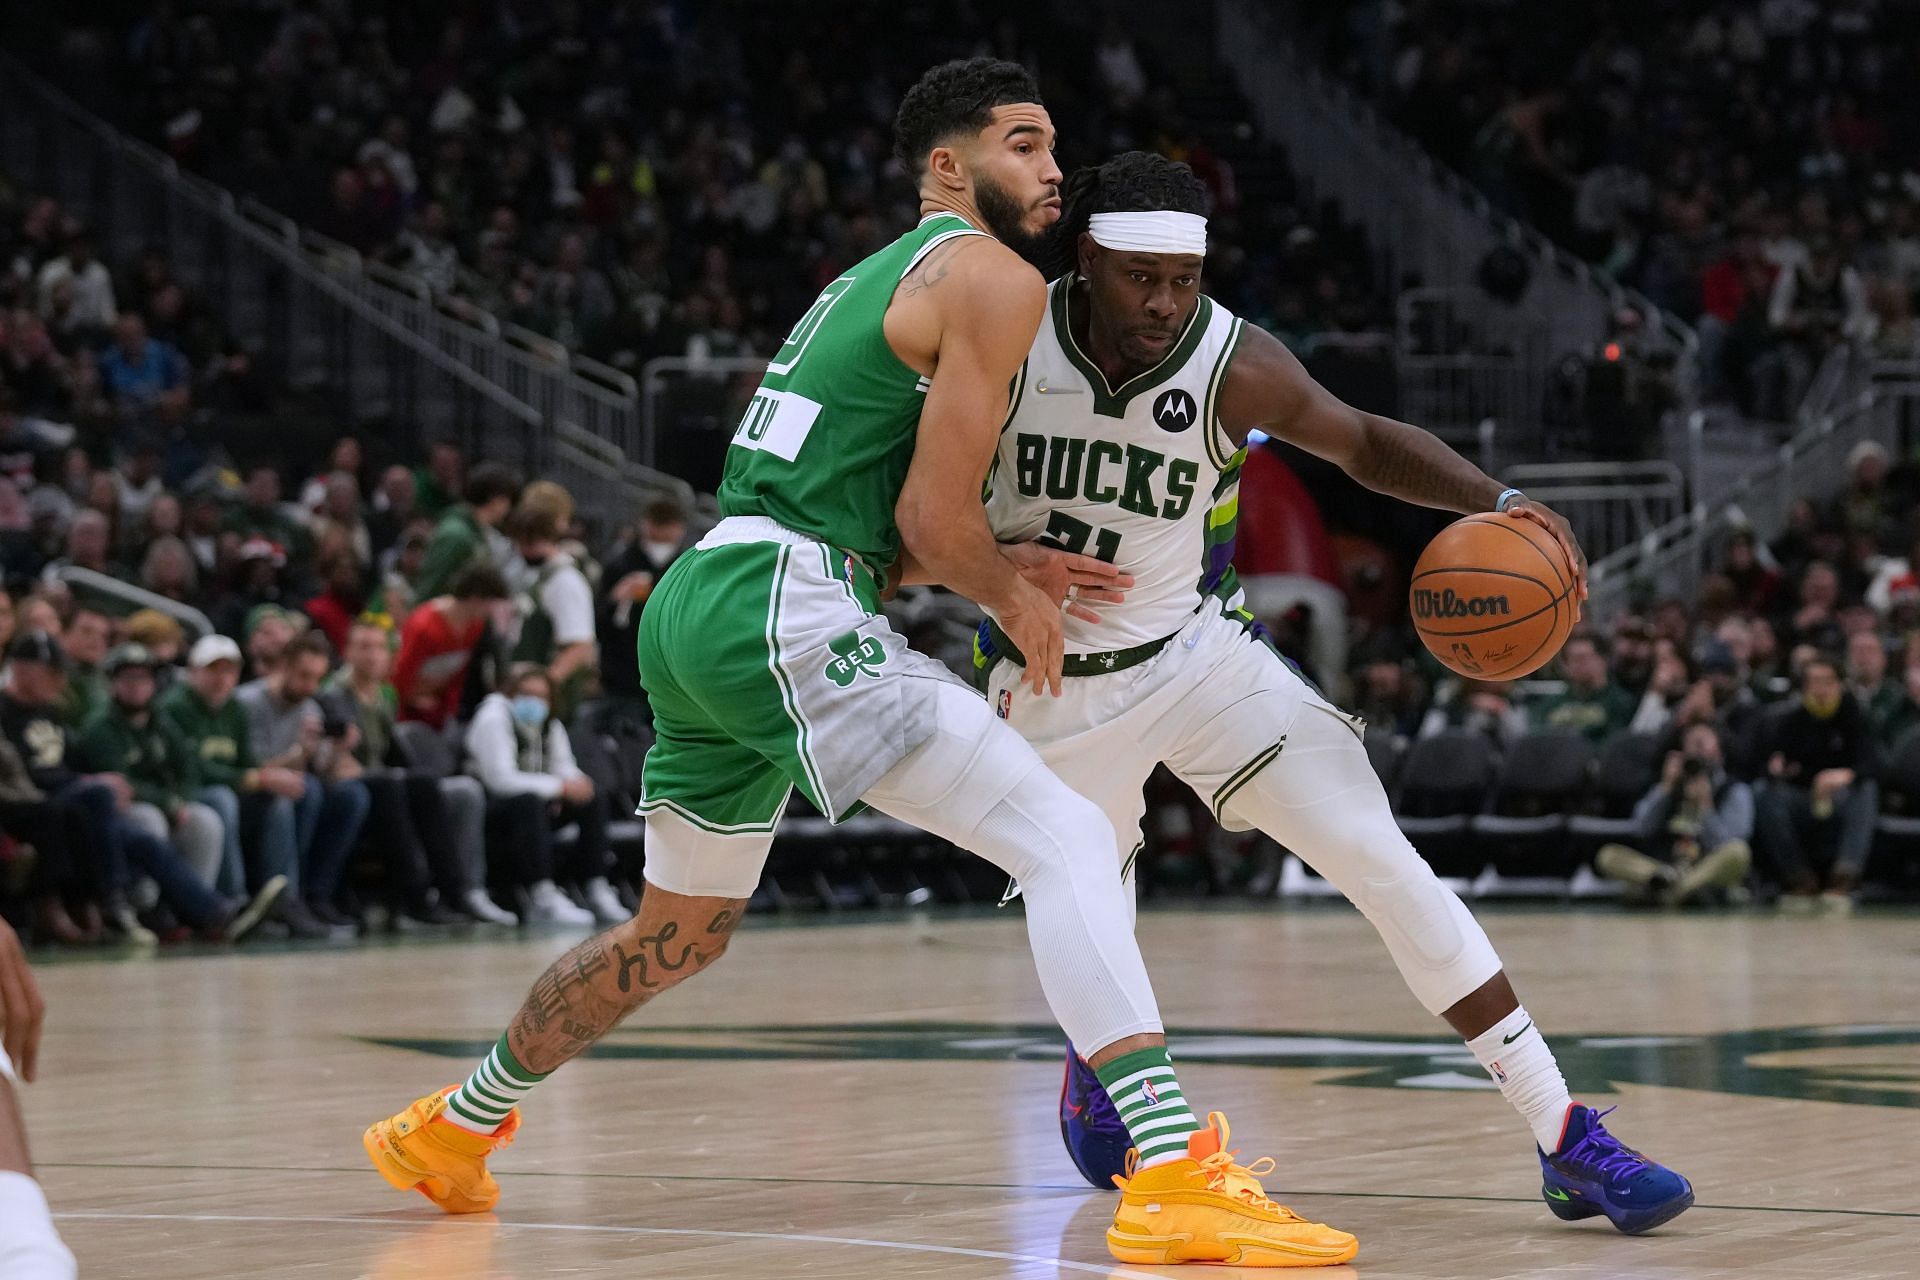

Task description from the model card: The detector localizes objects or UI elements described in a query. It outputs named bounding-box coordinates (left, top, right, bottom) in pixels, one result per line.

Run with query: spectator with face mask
left=1755, top=657, right=1878, bottom=911
left=506, top=481, right=597, bottom=722
left=596, top=496, right=686, bottom=719
left=463, top=664, right=614, bottom=926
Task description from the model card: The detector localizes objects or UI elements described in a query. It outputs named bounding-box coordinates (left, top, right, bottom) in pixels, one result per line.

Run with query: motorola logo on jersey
left=1152, top=388, right=1198, bottom=433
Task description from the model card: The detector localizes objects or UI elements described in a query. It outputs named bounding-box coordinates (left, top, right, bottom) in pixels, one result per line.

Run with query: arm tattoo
left=1352, top=416, right=1502, bottom=514
left=505, top=899, right=749, bottom=1073
left=898, top=236, right=965, bottom=297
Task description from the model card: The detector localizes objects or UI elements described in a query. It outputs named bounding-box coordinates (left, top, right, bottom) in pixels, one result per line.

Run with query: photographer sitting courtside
left=1595, top=721, right=1753, bottom=907
left=1754, top=656, right=1878, bottom=912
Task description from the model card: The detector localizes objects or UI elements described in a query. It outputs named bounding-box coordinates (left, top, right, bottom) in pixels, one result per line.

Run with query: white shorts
left=986, top=598, right=1347, bottom=863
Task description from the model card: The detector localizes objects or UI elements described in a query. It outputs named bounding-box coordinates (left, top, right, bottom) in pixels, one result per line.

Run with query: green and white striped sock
left=1094, top=1046, right=1203, bottom=1168
left=443, top=1034, right=548, bottom=1134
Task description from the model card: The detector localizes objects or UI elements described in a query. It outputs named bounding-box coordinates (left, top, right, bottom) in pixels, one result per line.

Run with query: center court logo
left=1412, top=588, right=1511, bottom=619
left=368, top=1021, right=1920, bottom=1111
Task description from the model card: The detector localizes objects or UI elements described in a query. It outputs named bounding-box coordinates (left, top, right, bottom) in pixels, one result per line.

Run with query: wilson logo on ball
left=1412, top=588, right=1512, bottom=620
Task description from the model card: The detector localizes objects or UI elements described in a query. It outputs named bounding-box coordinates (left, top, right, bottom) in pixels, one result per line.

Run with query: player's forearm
left=1348, top=414, right=1506, bottom=514
left=895, top=493, right=1022, bottom=612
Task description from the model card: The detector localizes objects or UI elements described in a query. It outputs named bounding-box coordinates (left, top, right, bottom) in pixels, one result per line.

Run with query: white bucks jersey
left=985, top=275, right=1247, bottom=651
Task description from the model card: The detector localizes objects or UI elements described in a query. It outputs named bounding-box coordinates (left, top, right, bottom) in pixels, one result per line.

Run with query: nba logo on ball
left=996, top=689, right=1012, bottom=720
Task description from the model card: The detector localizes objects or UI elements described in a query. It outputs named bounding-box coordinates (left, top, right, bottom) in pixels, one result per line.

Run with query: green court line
left=37, top=1162, right=1920, bottom=1221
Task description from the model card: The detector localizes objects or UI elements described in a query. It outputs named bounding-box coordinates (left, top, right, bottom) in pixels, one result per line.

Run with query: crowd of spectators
left=48, top=0, right=1393, bottom=379
left=0, top=178, right=697, bottom=947
left=1308, top=0, right=1920, bottom=418
left=1347, top=436, right=1920, bottom=909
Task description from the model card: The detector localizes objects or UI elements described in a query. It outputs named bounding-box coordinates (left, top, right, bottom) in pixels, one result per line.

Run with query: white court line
left=55, top=1210, right=1166, bottom=1277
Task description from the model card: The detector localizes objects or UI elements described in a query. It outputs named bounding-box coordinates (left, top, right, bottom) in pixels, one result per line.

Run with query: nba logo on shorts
left=996, top=688, right=1012, bottom=719
left=1141, top=1079, right=1161, bottom=1106
left=1490, top=1060, right=1508, bottom=1084
left=842, top=553, right=856, bottom=586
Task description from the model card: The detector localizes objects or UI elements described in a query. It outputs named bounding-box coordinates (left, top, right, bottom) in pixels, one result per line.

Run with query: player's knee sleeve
left=1223, top=709, right=1502, bottom=1016
left=0, top=1173, right=77, bottom=1280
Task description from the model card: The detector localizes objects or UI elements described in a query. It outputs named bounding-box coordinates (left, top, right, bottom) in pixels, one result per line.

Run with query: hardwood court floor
left=23, top=903, right=1920, bottom=1278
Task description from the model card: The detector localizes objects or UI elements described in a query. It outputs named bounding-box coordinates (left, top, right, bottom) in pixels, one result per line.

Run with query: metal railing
left=1501, top=461, right=1685, bottom=568
left=1395, top=288, right=1548, bottom=442
left=1216, top=0, right=1699, bottom=414
left=1586, top=351, right=1896, bottom=617
left=0, top=53, right=693, bottom=534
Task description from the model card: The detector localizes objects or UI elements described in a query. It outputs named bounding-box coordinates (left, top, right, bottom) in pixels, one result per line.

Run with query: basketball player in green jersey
left=975, top=151, right=1693, bottom=1236
left=366, top=61, right=1358, bottom=1268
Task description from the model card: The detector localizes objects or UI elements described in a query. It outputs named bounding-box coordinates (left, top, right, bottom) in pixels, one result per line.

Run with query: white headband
left=1087, top=210, right=1208, bottom=256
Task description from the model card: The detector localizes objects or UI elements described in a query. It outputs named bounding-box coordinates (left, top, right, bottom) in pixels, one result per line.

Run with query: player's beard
left=975, top=171, right=1048, bottom=261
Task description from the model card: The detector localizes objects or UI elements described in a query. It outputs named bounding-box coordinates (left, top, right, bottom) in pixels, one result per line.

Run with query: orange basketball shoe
left=363, top=1086, right=520, bottom=1214
left=1107, top=1113, right=1358, bottom=1267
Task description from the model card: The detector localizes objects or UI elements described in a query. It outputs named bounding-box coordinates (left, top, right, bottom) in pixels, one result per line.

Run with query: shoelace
left=1196, top=1147, right=1304, bottom=1221
left=1560, top=1106, right=1647, bottom=1180
left=1083, top=1080, right=1127, bottom=1134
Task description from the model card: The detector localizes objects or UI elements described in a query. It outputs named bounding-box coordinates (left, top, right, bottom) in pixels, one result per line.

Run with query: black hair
left=1041, top=151, right=1209, bottom=278
left=449, top=562, right=511, bottom=602
left=892, top=58, right=1042, bottom=173
left=464, top=462, right=523, bottom=508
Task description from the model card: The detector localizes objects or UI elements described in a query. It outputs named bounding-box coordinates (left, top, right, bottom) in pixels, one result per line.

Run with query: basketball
left=1410, top=512, right=1577, bottom=680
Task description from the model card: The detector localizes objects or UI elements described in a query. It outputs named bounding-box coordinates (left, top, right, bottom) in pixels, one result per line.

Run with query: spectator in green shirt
left=55, top=605, right=111, bottom=728
left=1846, top=629, right=1917, bottom=747
left=1533, top=634, right=1638, bottom=743
left=157, top=634, right=326, bottom=937
left=76, top=643, right=225, bottom=894
left=411, top=462, right=521, bottom=602
left=222, top=464, right=311, bottom=565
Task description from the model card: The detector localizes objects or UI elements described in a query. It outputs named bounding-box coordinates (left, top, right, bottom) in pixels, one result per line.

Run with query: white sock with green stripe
left=443, top=1034, right=548, bottom=1134
left=1094, top=1046, right=1203, bottom=1168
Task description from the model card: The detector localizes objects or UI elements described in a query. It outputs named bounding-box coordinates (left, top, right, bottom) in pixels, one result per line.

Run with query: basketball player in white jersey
left=965, top=152, right=1695, bottom=1235
left=0, top=918, right=76, bottom=1277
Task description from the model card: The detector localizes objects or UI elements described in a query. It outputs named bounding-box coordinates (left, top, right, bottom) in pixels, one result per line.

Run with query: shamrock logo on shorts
left=823, top=631, right=888, bottom=687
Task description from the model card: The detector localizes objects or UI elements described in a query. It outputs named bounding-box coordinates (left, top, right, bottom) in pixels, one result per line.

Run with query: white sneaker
left=582, top=877, right=628, bottom=925
left=524, top=881, right=595, bottom=926
left=461, top=888, right=519, bottom=926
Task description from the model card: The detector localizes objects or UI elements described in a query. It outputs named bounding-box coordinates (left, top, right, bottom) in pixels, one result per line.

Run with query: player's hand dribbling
left=1000, top=541, right=1133, bottom=624
left=1504, top=497, right=1588, bottom=621
left=998, top=575, right=1069, bottom=698
left=0, top=918, right=46, bottom=1083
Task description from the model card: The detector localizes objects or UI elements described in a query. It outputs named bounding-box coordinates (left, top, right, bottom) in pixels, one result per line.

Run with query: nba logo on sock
left=1491, top=1060, right=1508, bottom=1084
left=1142, top=1079, right=1161, bottom=1106
left=996, top=689, right=1012, bottom=719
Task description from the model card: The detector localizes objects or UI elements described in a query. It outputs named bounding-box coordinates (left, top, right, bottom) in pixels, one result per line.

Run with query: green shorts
left=636, top=518, right=963, bottom=832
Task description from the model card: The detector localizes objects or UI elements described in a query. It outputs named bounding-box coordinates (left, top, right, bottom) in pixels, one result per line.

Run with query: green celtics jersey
left=717, top=212, right=990, bottom=569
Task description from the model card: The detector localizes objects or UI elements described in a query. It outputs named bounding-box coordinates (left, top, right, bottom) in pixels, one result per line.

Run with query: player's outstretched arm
left=1219, top=323, right=1587, bottom=601
left=895, top=245, right=1074, bottom=693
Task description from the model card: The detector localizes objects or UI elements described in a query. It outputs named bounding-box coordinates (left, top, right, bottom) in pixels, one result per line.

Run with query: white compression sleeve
left=1219, top=703, right=1503, bottom=1015
left=0, top=1173, right=77, bottom=1280
left=864, top=680, right=1165, bottom=1052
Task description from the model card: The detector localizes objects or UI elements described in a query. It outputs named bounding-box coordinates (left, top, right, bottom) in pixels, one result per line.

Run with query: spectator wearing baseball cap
left=75, top=643, right=227, bottom=900
left=2, top=631, right=275, bottom=943
left=157, top=634, right=330, bottom=939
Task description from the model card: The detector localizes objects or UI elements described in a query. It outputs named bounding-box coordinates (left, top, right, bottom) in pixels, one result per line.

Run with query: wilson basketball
left=1410, top=512, right=1577, bottom=680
